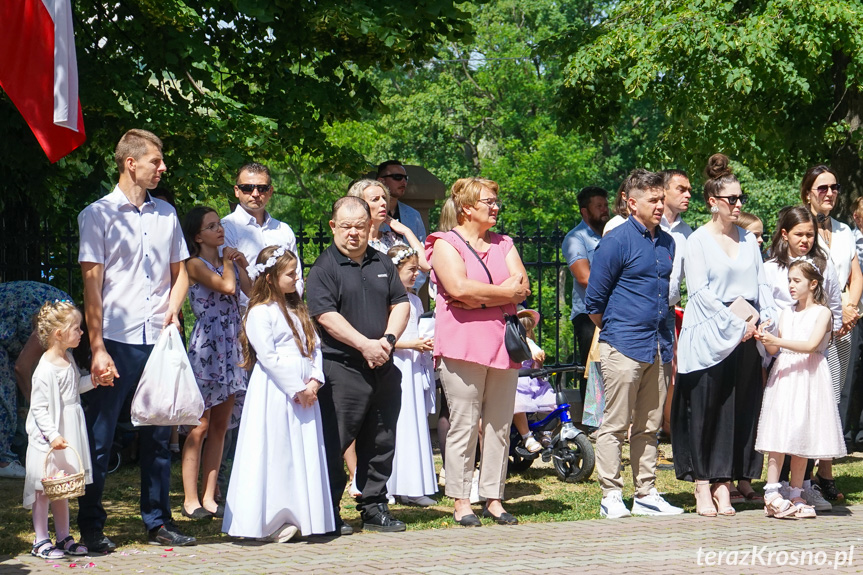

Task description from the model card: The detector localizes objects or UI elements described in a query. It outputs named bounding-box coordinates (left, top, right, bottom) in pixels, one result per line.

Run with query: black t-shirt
left=306, top=243, right=408, bottom=364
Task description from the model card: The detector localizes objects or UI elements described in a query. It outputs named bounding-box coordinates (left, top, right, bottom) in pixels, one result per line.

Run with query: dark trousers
left=318, top=358, right=401, bottom=517
left=78, top=339, right=172, bottom=532
left=572, top=313, right=595, bottom=399
left=839, top=321, right=863, bottom=447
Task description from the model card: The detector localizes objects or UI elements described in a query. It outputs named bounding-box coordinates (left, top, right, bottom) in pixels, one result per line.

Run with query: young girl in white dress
left=222, top=246, right=334, bottom=542
left=24, top=301, right=100, bottom=558
left=386, top=245, right=438, bottom=506
left=755, top=259, right=847, bottom=519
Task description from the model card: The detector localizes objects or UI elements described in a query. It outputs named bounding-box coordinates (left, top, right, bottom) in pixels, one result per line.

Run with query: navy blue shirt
left=585, top=216, right=675, bottom=364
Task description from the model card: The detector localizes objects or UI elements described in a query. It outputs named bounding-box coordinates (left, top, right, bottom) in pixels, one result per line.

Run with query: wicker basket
left=41, top=445, right=86, bottom=501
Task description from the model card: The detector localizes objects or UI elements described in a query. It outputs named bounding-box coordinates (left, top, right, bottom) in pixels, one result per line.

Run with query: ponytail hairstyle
left=768, top=206, right=828, bottom=272
left=788, top=258, right=828, bottom=307
left=438, top=196, right=458, bottom=232
left=35, top=300, right=82, bottom=350
left=182, top=206, right=218, bottom=258
left=702, top=153, right=739, bottom=204
left=239, top=246, right=317, bottom=369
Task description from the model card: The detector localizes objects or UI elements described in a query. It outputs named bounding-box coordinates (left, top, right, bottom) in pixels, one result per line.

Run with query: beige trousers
left=597, top=342, right=669, bottom=497
left=440, top=357, right=518, bottom=500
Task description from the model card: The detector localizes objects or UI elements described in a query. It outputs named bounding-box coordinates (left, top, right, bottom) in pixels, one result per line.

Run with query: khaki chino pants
left=597, top=342, right=669, bottom=498
left=439, top=357, right=518, bottom=500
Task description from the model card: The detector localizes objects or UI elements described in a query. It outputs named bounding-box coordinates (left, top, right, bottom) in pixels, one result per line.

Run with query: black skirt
left=671, top=338, right=764, bottom=482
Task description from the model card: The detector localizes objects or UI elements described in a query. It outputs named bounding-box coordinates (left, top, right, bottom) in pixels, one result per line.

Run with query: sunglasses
left=813, top=183, right=841, bottom=195
left=716, top=194, right=747, bottom=205
left=236, top=183, right=271, bottom=194
left=380, top=173, right=409, bottom=182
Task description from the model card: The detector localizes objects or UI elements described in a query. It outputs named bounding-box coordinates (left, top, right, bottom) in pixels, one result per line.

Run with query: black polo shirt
left=306, top=243, right=408, bottom=365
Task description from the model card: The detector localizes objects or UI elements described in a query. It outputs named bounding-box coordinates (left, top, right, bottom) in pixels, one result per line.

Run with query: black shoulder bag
left=449, top=230, right=532, bottom=363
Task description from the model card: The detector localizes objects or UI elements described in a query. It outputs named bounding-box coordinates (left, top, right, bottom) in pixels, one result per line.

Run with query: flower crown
left=391, top=246, right=417, bottom=266
left=789, top=256, right=823, bottom=278
left=247, top=246, right=289, bottom=281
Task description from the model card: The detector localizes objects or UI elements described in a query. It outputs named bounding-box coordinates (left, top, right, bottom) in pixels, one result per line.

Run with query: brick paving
left=3, top=505, right=863, bottom=574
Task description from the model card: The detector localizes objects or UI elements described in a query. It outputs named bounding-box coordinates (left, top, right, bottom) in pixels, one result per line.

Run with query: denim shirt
left=585, top=216, right=675, bottom=364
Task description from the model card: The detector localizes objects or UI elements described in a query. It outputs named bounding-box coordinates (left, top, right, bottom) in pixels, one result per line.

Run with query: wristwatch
left=384, top=333, right=397, bottom=347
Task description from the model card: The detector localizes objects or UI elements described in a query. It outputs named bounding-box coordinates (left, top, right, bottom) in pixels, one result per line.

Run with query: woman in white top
left=803, top=165, right=862, bottom=502
left=671, top=154, right=778, bottom=517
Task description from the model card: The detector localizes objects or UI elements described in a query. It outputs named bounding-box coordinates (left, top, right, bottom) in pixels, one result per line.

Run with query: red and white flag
left=0, top=0, right=86, bottom=163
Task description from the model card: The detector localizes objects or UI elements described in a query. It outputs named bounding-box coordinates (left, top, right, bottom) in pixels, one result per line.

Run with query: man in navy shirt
left=585, top=169, right=682, bottom=519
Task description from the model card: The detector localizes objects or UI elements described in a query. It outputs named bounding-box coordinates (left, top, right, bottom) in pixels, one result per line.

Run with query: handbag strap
left=450, top=229, right=494, bottom=284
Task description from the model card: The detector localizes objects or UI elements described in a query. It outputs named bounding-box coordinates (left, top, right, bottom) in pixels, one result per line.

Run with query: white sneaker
left=265, top=523, right=299, bottom=543
left=387, top=494, right=396, bottom=505
left=803, top=485, right=832, bottom=512
left=600, top=490, right=631, bottom=519
left=398, top=495, right=437, bottom=507
left=0, top=461, right=25, bottom=479
left=631, top=488, right=684, bottom=516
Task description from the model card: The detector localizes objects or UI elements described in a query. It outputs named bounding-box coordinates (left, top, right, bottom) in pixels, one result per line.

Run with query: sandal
left=815, top=473, right=844, bottom=501
left=56, top=535, right=88, bottom=556
left=711, top=483, right=736, bottom=516
left=764, top=492, right=797, bottom=519
left=523, top=436, right=543, bottom=454
left=729, top=489, right=745, bottom=504
left=31, top=539, right=65, bottom=560
left=790, top=497, right=817, bottom=519
left=736, top=481, right=764, bottom=503
left=695, top=481, right=717, bottom=517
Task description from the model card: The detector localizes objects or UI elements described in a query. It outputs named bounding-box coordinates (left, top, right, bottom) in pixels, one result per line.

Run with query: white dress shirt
left=221, top=204, right=303, bottom=299
left=659, top=213, right=693, bottom=306
left=78, top=186, right=189, bottom=345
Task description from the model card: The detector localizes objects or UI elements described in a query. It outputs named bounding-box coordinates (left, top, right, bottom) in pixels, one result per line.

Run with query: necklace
left=818, top=217, right=832, bottom=248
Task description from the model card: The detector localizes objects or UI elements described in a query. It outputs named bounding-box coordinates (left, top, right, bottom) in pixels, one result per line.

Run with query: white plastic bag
left=131, top=325, right=204, bottom=427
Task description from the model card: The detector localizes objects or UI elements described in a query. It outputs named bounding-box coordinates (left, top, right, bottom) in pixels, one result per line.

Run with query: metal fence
left=1, top=218, right=578, bottom=367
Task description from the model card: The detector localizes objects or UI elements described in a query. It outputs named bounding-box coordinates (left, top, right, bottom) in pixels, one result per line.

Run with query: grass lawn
left=2, top=442, right=862, bottom=558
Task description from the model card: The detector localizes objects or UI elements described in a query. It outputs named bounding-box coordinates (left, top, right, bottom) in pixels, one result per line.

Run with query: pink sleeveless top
left=425, top=230, right=519, bottom=370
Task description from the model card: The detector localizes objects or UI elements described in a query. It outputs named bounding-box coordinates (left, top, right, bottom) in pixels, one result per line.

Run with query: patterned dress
left=187, top=259, right=246, bottom=409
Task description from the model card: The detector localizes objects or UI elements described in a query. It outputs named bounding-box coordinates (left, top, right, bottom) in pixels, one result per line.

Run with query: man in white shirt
left=77, top=129, right=193, bottom=551
left=657, top=169, right=693, bottom=441
left=221, top=162, right=303, bottom=297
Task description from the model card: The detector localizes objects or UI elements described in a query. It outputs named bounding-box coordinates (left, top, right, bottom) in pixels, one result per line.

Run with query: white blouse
left=823, top=217, right=856, bottom=289
left=678, top=226, right=778, bottom=374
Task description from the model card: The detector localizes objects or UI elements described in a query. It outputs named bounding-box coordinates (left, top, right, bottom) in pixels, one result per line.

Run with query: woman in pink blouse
left=425, top=177, right=530, bottom=527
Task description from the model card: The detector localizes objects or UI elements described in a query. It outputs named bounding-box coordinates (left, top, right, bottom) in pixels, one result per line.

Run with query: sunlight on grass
left=2, top=443, right=862, bottom=557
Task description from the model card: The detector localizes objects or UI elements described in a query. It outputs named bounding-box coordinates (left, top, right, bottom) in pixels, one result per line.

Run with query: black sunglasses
left=813, top=183, right=841, bottom=195
left=236, top=183, right=271, bottom=194
left=716, top=194, right=747, bottom=205
left=380, top=174, right=409, bottom=182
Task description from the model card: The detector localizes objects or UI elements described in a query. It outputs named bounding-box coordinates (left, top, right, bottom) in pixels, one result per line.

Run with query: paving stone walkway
left=2, top=505, right=862, bottom=574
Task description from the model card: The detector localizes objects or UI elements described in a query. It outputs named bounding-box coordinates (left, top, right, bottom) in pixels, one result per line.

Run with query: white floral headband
left=789, top=255, right=823, bottom=278
left=247, top=246, right=289, bottom=281
left=391, top=246, right=417, bottom=266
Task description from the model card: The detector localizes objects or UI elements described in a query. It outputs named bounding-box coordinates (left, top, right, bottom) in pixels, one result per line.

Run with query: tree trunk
left=829, top=50, right=863, bottom=218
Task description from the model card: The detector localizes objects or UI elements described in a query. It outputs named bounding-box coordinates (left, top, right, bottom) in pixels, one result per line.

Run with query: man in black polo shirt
left=306, top=196, right=410, bottom=533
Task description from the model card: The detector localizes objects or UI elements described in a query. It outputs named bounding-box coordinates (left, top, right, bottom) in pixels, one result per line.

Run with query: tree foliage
left=548, top=0, right=863, bottom=208
left=0, top=0, right=478, bottom=217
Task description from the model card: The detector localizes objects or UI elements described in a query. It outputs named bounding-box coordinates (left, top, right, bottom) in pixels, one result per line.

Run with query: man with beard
left=563, top=186, right=609, bottom=397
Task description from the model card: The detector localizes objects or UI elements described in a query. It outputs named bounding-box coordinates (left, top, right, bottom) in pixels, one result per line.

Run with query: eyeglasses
left=201, top=222, right=223, bottom=232
left=477, top=198, right=502, bottom=209
left=813, top=183, right=841, bottom=195
left=236, top=183, right=272, bottom=194
left=380, top=173, right=409, bottom=182
left=716, top=194, right=747, bottom=205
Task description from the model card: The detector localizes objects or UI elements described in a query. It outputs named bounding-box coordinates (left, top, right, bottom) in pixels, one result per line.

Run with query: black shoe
left=180, top=506, right=213, bottom=520
left=360, top=503, right=406, bottom=532
left=148, top=523, right=197, bottom=546
left=80, top=530, right=116, bottom=554
left=482, top=508, right=518, bottom=525
left=453, top=511, right=482, bottom=527
left=324, top=517, right=353, bottom=536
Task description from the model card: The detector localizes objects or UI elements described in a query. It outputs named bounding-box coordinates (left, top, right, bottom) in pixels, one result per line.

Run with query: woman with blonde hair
left=426, top=177, right=530, bottom=526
